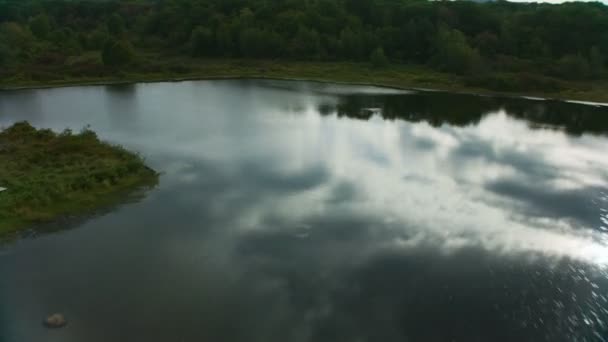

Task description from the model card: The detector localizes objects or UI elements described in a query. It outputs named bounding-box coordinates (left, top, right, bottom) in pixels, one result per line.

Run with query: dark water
left=1, top=80, right=608, bottom=342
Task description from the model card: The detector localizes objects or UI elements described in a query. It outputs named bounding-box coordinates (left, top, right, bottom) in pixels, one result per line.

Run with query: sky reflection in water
left=1, top=80, right=608, bottom=341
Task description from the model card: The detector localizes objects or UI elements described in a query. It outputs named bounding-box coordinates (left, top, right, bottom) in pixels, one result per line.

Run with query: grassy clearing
left=0, top=122, right=158, bottom=237
left=2, top=56, right=608, bottom=103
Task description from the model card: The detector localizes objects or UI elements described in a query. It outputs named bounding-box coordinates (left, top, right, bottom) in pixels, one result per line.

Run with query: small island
left=0, top=122, right=158, bottom=238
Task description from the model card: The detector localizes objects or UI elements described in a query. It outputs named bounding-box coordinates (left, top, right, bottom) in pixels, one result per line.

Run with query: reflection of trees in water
left=503, top=101, right=608, bottom=136
left=105, top=83, right=137, bottom=95
left=319, top=92, right=608, bottom=136
left=104, top=84, right=139, bottom=129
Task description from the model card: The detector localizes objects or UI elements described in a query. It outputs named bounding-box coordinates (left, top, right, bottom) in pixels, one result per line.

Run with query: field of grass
left=0, top=122, right=158, bottom=238
left=2, top=54, right=608, bottom=103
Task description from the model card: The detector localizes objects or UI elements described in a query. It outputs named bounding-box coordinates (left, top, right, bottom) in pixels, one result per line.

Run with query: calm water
left=1, top=80, right=608, bottom=342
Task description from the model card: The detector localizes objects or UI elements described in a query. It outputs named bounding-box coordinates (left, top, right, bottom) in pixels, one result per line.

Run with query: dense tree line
left=0, top=0, right=607, bottom=84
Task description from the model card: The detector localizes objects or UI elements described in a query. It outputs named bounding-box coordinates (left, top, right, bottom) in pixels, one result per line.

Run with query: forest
left=1, top=0, right=607, bottom=94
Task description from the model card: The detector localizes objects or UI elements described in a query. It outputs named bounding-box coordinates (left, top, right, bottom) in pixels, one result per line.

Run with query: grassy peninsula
left=0, top=122, right=158, bottom=237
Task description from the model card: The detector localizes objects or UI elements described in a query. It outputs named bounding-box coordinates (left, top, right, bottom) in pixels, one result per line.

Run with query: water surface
left=1, top=80, right=608, bottom=342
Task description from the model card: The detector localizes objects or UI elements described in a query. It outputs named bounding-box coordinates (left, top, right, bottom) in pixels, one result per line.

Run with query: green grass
left=2, top=55, right=608, bottom=103
left=0, top=122, right=158, bottom=238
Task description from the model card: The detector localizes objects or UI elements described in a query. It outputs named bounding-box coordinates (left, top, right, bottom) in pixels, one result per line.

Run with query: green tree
left=370, top=47, right=389, bottom=68
left=1, top=0, right=608, bottom=85
left=290, top=27, right=321, bottom=59
left=339, top=27, right=365, bottom=60
left=0, top=22, right=34, bottom=60
left=556, top=54, right=591, bottom=80
left=474, top=31, right=499, bottom=57
left=499, top=21, right=518, bottom=56
left=0, top=41, right=10, bottom=66
left=239, top=28, right=283, bottom=58
left=50, top=28, right=82, bottom=55
left=102, top=39, right=135, bottom=67
left=590, top=46, right=605, bottom=78
left=432, top=27, right=481, bottom=74
left=216, top=25, right=234, bottom=56
left=239, top=8, right=255, bottom=26
left=87, top=29, right=109, bottom=50
left=29, top=14, right=51, bottom=39
left=275, top=10, right=304, bottom=37
left=189, top=26, right=214, bottom=57
left=402, top=19, right=434, bottom=63
left=107, top=14, right=125, bottom=37
left=1, top=22, right=33, bottom=47
left=523, top=36, right=550, bottom=59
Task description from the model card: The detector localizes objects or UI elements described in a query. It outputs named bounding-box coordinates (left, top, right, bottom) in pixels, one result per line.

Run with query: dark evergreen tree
left=102, top=39, right=135, bottom=67
left=370, top=47, right=389, bottom=68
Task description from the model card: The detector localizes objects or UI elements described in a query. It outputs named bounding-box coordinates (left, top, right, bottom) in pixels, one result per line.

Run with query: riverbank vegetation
left=0, top=122, right=158, bottom=237
left=1, top=0, right=608, bottom=101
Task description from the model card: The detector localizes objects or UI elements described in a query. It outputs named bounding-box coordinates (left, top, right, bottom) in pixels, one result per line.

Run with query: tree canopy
left=0, top=0, right=607, bottom=83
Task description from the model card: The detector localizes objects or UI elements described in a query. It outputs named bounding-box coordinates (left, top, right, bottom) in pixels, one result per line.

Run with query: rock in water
left=43, top=313, right=67, bottom=328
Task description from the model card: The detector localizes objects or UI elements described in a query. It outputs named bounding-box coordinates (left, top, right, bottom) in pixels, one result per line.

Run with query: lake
left=1, top=79, right=608, bottom=342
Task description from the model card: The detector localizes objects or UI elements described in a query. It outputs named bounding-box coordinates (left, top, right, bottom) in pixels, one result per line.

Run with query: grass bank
left=0, top=122, right=158, bottom=238
left=2, top=56, right=608, bottom=103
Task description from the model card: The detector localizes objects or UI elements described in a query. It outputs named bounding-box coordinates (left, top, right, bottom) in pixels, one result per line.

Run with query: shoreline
left=2, top=61, right=608, bottom=105
left=3, top=74, right=607, bottom=106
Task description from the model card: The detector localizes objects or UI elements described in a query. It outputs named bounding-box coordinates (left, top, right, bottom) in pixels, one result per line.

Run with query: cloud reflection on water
left=2, top=80, right=608, bottom=342
left=150, top=90, right=608, bottom=268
